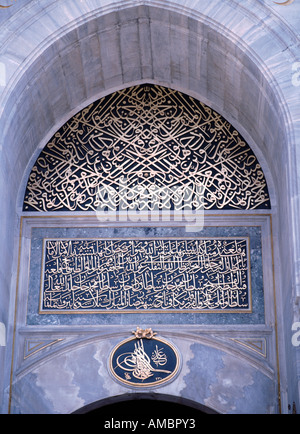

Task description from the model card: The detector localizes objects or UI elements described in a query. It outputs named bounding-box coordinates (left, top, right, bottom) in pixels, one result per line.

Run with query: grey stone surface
left=182, top=342, right=275, bottom=414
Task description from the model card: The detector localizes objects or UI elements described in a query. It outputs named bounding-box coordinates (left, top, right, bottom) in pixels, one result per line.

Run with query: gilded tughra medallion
left=109, top=328, right=180, bottom=388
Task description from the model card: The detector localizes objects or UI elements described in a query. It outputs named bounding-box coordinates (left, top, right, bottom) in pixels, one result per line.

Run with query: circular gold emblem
left=109, top=330, right=180, bottom=388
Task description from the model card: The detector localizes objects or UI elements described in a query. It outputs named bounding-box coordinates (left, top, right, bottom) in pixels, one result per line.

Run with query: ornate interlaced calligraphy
left=23, top=85, right=270, bottom=212
left=40, top=237, right=251, bottom=313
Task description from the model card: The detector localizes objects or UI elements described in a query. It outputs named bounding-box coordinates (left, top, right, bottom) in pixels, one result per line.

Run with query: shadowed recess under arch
left=72, top=392, right=219, bottom=417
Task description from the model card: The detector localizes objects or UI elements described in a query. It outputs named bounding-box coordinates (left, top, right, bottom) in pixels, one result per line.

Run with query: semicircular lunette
left=23, top=84, right=271, bottom=212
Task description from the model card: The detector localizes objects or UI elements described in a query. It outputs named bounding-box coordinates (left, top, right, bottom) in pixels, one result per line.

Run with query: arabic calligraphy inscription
left=23, top=84, right=270, bottom=212
left=40, top=237, right=251, bottom=313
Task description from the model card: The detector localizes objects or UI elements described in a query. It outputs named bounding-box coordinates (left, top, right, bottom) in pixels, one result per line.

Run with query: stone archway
left=0, top=1, right=299, bottom=414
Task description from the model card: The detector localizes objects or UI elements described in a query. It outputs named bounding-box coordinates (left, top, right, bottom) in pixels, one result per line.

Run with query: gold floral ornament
left=132, top=327, right=157, bottom=339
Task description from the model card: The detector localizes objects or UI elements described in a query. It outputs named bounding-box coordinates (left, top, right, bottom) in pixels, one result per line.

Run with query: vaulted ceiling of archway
left=23, top=84, right=270, bottom=212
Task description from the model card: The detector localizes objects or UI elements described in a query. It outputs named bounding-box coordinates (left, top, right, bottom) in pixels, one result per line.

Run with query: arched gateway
left=1, top=0, right=299, bottom=415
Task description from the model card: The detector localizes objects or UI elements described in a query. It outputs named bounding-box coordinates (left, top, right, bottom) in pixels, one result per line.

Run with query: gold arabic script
left=24, top=85, right=270, bottom=212
left=40, top=237, right=251, bottom=312
left=115, top=340, right=171, bottom=381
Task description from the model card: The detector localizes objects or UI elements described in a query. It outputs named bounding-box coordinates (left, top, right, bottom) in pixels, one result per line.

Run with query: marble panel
left=26, top=225, right=264, bottom=326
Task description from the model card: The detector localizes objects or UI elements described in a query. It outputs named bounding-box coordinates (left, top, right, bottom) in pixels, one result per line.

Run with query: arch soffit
left=0, top=1, right=298, bottom=210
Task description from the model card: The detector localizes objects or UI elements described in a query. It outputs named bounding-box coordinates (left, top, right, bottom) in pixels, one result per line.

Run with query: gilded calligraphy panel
left=39, top=237, right=251, bottom=313
left=23, top=84, right=270, bottom=212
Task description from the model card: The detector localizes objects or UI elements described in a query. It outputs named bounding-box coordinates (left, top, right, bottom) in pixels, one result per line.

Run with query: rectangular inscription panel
left=39, top=238, right=251, bottom=313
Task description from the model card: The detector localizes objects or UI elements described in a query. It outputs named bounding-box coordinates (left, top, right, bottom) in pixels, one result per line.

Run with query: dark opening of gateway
left=73, top=393, right=218, bottom=425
